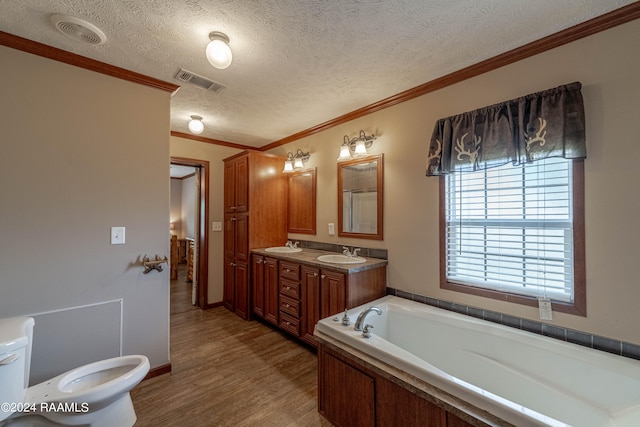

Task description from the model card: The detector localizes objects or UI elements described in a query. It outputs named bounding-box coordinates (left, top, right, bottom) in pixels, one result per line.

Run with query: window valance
left=426, top=82, right=586, bottom=176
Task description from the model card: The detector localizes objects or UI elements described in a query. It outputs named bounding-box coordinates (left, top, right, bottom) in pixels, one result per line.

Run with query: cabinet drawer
left=280, top=261, right=300, bottom=281
left=280, top=312, right=300, bottom=336
left=280, top=278, right=300, bottom=299
left=280, top=294, right=300, bottom=318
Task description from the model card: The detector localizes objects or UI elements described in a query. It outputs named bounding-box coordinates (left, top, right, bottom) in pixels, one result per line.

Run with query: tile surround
left=387, top=287, right=640, bottom=362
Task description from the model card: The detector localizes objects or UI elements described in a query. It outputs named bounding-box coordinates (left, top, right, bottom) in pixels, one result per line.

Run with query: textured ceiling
left=1, top=0, right=636, bottom=148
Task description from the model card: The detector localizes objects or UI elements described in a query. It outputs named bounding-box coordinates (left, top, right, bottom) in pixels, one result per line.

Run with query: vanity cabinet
left=318, top=344, right=476, bottom=427
left=251, top=251, right=386, bottom=347
left=251, top=255, right=279, bottom=325
left=223, top=151, right=287, bottom=320
left=279, top=261, right=301, bottom=336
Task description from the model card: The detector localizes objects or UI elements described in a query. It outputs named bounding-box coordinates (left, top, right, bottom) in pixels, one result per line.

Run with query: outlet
left=212, top=221, right=222, bottom=232
left=111, top=226, right=125, bottom=245
left=328, top=223, right=335, bottom=236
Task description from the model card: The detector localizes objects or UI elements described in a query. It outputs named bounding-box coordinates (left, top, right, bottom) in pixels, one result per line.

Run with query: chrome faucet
left=342, top=246, right=361, bottom=257
left=292, top=241, right=300, bottom=249
left=354, top=306, right=382, bottom=331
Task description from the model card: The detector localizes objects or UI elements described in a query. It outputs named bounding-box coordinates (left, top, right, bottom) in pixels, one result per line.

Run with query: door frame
left=171, top=156, right=209, bottom=309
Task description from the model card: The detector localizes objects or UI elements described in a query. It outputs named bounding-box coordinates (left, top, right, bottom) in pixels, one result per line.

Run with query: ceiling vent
left=174, top=69, right=226, bottom=93
left=50, top=14, right=107, bottom=45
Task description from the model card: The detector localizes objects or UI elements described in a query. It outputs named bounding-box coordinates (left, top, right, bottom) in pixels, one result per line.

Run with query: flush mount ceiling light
left=283, top=149, right=310, bottom=173
left=337, top=130, right=376, bottom=161
left=206, top=31, right=232, bottom=69
left=188, top=115, right=204, bottom=135
left=50, top=14, right=107, bottom=45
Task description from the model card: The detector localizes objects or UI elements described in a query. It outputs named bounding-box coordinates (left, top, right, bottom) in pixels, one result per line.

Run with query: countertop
left=251, top=247, right=387, bottom=274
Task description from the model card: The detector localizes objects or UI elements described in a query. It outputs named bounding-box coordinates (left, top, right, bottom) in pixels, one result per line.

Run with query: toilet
left=0, top=316, right=149, bottom=427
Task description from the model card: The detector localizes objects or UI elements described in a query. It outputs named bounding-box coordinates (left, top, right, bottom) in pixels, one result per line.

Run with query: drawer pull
left=321, top=275, right=326, bottom=279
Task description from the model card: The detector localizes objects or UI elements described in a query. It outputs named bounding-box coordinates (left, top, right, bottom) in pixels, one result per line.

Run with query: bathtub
left=314, top=295, right=640, bottom=427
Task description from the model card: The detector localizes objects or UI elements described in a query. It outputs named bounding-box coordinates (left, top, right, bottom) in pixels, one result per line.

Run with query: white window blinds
left=445, top=157, right=574, bottom=302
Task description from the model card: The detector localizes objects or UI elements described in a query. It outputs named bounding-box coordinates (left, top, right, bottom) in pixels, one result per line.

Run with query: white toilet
left=0, top=316, right=149, bottom=427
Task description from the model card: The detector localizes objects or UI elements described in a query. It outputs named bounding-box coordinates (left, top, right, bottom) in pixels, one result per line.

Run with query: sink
left=265, top=246, right=302, bottom=253
left=317, top=254, right=366, bottom=264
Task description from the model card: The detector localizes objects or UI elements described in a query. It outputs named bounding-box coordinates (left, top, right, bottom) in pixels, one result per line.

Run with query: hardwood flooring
left=130, top=266, right=333, bottom=427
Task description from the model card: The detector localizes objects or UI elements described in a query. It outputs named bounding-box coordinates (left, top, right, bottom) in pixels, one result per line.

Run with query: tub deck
left=315, top=296, right=640, bottom=427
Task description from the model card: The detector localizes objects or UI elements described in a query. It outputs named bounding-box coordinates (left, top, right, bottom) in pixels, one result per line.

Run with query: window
left=440, top=158, right=586, bottom=315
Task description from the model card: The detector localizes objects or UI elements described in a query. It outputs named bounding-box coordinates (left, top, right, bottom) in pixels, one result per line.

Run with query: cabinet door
left=223, top=160, right=236, bottom=213
left=301, top=266, right=320, bottom=346
left=318, top=347, right=375, bottom=427
left=234, top=155, right=249, bottom=212
left=234, top=260, right=249, bottom=320
left=223, top=214, right=236, bottom=260
left=251, top=255, right=265, bottom=318
left=321, top=270, right=346, bottom=318
left=264, top=257, right=279, bottom=325
left=223, top=256, right=235, bottom=311
left=376, top=375, right=446, bottom=427
left=234, top=213, right=249, bottom=262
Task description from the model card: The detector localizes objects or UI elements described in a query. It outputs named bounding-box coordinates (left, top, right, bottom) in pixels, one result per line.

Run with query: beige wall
left=0, top=46, right=172, bottom=372
left=268, top=19, right=640, bottom=344
left=169, top=136, right=241, bottom=304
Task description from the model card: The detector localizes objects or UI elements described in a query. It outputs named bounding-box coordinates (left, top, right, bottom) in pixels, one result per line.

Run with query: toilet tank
left=0, top=317, right=34, bottom=421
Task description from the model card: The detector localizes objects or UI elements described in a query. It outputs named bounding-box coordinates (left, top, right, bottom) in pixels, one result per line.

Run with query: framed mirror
left=288, top=168, right=316, bottom=234
left=338, top=154, right=383, bottom=240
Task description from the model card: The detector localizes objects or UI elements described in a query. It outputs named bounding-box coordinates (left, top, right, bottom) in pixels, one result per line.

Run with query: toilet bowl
left=0, top=317, right=150, bottom=427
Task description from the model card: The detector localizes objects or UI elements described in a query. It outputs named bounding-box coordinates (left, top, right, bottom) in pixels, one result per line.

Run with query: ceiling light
left=188, top=115, right=204, bottom=134
left=338, top=131, right=376, bottom=161
left=206, top=32, right=232, bottom=70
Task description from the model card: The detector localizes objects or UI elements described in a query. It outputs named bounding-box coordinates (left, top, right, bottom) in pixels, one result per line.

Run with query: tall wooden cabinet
left=224, top=151, right=287, bottom=319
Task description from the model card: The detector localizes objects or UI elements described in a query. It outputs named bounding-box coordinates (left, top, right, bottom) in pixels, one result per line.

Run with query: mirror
left=288, top=168, right=316, bottom=234
left=338, top=154, right=383, bottom=240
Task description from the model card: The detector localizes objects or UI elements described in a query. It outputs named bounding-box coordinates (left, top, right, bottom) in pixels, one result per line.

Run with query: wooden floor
left=130, top=265, right=333, bottom=426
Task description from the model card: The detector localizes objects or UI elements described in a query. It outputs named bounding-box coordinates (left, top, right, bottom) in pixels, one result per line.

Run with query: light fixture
left=206, top=31, right=232, bottom=69
left=337, top=130, right=376, bottom=161
left=283, top=149, right=310, bottom=173
left=188, top=115, right=204, bottom=135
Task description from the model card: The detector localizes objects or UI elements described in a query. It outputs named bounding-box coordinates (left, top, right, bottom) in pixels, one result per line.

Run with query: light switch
left=328, top=223, right=335, bottom=236
left=212, top=221, right=222, bottom=232
left=111, top=226, right=125, bottom=245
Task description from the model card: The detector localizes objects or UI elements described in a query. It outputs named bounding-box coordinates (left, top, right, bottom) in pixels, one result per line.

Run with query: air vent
left=174, top=69, right=226, bottom=93
left=50, top=14, right=107, bottom=45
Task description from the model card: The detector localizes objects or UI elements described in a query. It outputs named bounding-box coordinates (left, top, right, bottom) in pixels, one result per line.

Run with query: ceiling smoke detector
left=50, top=14, right=107, bottom=45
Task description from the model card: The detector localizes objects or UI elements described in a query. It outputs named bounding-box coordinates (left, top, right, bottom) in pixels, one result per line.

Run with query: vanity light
left=188, top=115, right=204, bottom=135
left=206, top=31, right=232, bottom=69
left=337, top=130, right=376, bottom=161
left=283, top=149, right=310, bottom=173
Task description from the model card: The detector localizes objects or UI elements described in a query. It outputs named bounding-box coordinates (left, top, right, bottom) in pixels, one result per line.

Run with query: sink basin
left=317, top=254, right=366, bottom=264
left=265, top=246, right=302, bottom=253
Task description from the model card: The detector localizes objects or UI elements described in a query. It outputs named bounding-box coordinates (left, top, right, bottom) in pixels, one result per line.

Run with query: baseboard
left=143, top=363, right=171, bottom=381
left=205, top=301, right=224, bottom=310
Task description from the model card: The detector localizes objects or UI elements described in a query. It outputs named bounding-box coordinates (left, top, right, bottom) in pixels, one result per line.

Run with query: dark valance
left=426, top=82, right=586, bottom=176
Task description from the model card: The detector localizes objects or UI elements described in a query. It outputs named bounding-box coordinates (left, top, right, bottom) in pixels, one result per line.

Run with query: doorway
left=170, top=157, right=209, bottom=309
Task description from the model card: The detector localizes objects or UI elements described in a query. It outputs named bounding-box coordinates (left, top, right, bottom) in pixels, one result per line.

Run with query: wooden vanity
left=251, top=248, right=387, bottom=347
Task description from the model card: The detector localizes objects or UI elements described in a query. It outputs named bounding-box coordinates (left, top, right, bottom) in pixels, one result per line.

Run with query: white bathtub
left=314, top=295, right=640, bottom=427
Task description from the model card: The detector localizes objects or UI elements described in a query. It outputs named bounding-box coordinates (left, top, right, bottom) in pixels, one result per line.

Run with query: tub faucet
left=354, top=306, right=382, bottom=331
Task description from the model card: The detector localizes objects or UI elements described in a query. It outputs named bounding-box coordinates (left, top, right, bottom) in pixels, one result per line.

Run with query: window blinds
left=445, top=157, right=574, bottom=302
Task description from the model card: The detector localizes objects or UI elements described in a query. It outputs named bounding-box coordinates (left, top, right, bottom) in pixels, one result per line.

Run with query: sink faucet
left=342, top=246, right=352, bottom=257
left=285, top=240, right=293, bottom=248
left=354, top=306, right=382, bottom=331
left=292, top=241, right=300, bottom=249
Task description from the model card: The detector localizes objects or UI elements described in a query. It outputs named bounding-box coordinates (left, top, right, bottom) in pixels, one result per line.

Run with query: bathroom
left=1, top=5, right=640, bottom=427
